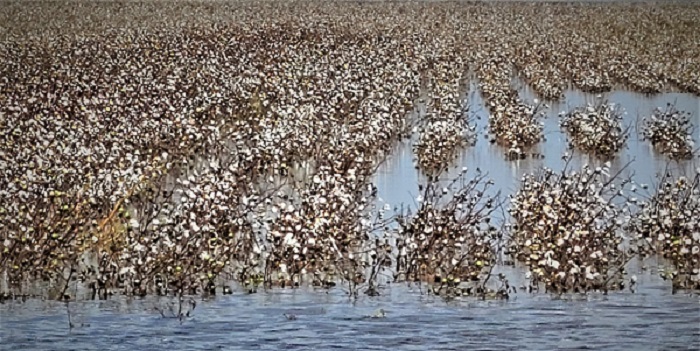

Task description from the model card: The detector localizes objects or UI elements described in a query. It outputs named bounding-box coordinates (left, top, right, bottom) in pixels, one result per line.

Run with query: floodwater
left=1, top=83, right=699, bottom=350
left=374, top=80, right=700, bottom=215
left=0, top=279, right=698, bottom=350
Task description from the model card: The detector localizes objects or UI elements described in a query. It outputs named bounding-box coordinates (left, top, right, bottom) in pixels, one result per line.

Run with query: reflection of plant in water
left=394, top=168, right=507, bottom=298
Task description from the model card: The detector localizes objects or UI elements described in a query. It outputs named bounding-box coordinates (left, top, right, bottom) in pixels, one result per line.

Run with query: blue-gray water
left=374, top=82, right=700, bottom=216
left=1, top=85, right=699, bottom=350
left=1, top=281, right=698, bottom=351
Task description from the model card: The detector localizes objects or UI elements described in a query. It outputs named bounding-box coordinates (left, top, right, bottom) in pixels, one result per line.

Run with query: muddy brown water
left=1, top=84, right=699, bottom=350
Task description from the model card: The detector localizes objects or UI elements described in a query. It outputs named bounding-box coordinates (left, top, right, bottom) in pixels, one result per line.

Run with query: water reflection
left=374, top=82, right=699, bottom=219
left=1, top=85, right=699, bottom=351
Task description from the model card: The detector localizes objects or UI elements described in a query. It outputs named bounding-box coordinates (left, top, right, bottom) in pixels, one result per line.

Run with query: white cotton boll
left=284, top=233, right=294, bottom=245
left=119, top=266, right=135, bottom=275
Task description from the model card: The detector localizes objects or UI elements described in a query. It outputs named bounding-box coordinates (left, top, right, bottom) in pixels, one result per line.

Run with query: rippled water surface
left=2, top=86, right=699, bottom=350
left=1, top=281, right=699, bottom=350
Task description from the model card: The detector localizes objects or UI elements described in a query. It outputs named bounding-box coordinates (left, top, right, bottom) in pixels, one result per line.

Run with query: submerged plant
left=413, top=60, right=475, bottom=174
left=561, top=101, right=630, bottom=157
left=476, top=50, right=547, bottom=160
left=394, top=168, right=506, bottom=298
left=641, top=103, right=696, bottom=160
left=627, top=169, right=700, bottom=291
left=508, top=158, right=635, bottom=293
left=414, top=118, right=473, bottom=174
left=1, top=0, right=698, bottom=303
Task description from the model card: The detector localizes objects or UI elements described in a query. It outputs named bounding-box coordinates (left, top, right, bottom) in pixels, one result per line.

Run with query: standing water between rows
left=2, top=84, right=699, bottom=350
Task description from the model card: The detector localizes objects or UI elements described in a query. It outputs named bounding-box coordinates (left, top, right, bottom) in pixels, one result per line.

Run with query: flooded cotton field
left=0, top=1, right=699, bottom=350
